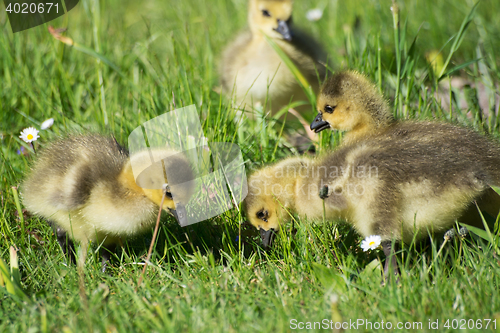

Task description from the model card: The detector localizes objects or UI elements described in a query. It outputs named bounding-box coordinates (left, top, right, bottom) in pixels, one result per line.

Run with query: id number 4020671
left=444, top=319, right=496, bottom=330
left=5, top=2, right=59, bottom=14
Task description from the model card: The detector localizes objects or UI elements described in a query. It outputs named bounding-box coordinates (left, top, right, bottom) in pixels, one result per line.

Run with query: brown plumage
left=220, top=0, right=326, bottom=114
left=246, top=124, right=500, bottom=275
left=310, top=70, right=500, bottom=268
left=21, top=134, right=194, bottom=270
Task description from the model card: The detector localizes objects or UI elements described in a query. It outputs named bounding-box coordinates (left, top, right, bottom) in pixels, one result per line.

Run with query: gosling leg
left=382, top=240, right=400, bottom=282
left=100, top=244, right=116, bottom=273
left=51, top=222, right=76, bottom=264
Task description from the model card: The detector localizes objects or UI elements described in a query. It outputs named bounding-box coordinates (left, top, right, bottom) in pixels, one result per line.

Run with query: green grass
left=2, top=0, right=500, bottom=331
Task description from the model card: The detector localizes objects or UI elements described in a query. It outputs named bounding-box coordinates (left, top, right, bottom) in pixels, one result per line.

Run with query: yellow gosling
left=21, top=134, right=194, bottom=270
left=220, top=0, right=326, bottom=114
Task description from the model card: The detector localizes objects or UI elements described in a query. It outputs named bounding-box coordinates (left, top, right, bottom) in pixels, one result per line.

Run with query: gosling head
left=244, top=174, right=290, bottom=248
left=248, top=0, right=294, bottom=41
left=124, top=149, right=195, bottom=224
left=310, top=71, right=393, bottom=135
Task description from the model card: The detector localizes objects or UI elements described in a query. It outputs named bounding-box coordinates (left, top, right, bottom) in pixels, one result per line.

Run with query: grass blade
left=438, top=1, right=479, bottom=80
left=0, top=249, right=28, bottom=300
left=48, top=26, right=123, bottom=76
left=264, top=35, right=316, bottom=107
left=440, top=58, right=481, bottom=79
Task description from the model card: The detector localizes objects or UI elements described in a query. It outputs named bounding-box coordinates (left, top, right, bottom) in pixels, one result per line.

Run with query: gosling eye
left=262, top=9, right=271, bottom=17
left=256, top=209, right=269, bottom=222
left=324, top=105, right=335, bottom=114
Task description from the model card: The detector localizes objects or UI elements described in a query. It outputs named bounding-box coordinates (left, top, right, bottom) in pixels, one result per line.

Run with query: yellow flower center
left=27, top=134, right=33, bottom=140
left=369, top=241, right=375, bottom=246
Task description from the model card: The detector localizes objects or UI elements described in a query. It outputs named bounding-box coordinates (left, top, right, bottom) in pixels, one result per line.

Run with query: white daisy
left=40, top=118, right=54, bottom=130
left=19, top=127, right=39, bottom=143
left=306, top=8, right=323, bottom=22
left=360, top=235, right=382, bottom=252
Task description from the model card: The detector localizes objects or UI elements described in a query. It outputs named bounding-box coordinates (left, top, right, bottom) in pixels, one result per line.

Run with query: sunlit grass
left=1, top=0, right=500, bottom=331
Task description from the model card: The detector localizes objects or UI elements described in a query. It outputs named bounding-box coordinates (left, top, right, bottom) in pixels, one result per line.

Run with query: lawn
left=1, top=0, right=500, bottom=332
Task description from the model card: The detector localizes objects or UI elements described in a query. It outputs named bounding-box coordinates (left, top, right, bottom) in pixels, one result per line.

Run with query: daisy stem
left=426, top=238, right=449, bottom=275
left=376, top=253, right=384, bottom=277
left=31, top=142, right=36, bottom=155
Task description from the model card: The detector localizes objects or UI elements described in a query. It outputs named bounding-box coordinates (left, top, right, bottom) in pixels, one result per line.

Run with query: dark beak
left=310, top=113, right=331, bottom=133
left=169, top=204, right=188, bottom=226
left=275, top=20, right=292, bottom=41
left=260, top=228, right=276, bottom=249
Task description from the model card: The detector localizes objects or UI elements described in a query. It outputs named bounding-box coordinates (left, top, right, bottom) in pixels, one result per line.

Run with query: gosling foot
left=52, top=223, right=76, bottom=265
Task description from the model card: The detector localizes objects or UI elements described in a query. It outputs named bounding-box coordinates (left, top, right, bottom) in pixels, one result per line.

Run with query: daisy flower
left=306, top=8, right=323, bottom=22
left=40, top=118, right=54, bottom=130
left=19, top=127, right=39, bottom=143
left=360, top=235, right=382, bottom=252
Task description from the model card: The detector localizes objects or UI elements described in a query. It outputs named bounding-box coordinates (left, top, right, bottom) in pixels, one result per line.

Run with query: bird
left=246, top=125, right=500, bottom=277
left=21, top=134, right=194, bottom=271
left=245, top=155, right=331, bottom=247
left=220, top=0, right=327, bottom=115
left=310, top=70, right=394, bottom=144
left=310, top=69, right=500, bottom=239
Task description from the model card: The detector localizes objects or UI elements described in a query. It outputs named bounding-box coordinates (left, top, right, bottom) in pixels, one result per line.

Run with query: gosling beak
left=310, top=113, right=331, bottom=133
left=260, top=228, right=276, bottom=249
left=169, top=204, right=188, bottom=226
left=275, top=20, right=292, bottom=41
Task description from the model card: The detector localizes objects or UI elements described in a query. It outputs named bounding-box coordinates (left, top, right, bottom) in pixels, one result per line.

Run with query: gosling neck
left=343, top=113, right=395, bottom=144
left=342, top=120, right=379, bottom=144
left=266, top=160, right=309, bottom=211
left=286, top=162, right=314, bottom=210
left=118, top=161, right=145, bottom=195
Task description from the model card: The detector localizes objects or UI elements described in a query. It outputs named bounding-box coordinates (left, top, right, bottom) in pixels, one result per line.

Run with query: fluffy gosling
left=310, top=70, right=394, bottom=143
left=21, top=134, right=194, bottom=270
left=245, top=156, right=334, bottom=247
left=310, top=69, right=500, bottom=228
left=246, top=126, right=500, bottom=277
left=220, top=0, right=326, bottom=114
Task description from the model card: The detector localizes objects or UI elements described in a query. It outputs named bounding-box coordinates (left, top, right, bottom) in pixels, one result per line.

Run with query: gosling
left=310, top=70, right=394, bottom=143
left=245, top=156, right=333, bottom=247
left=21, top=134, right=194, bottom=270
left=310, top=69, right=500, bottom=228
left=220, top=0, right=326, bottom=114
left=246, top=126, right=500, bottom=276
